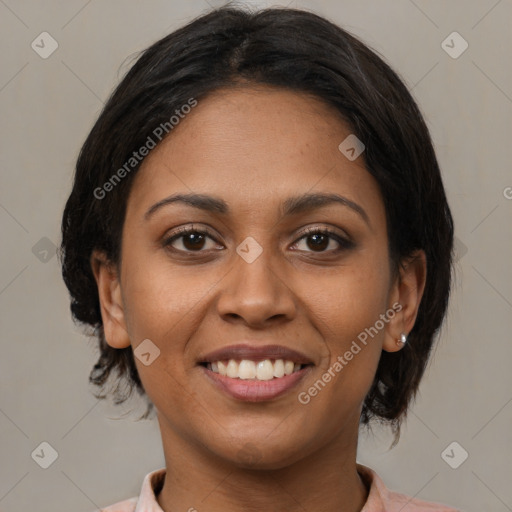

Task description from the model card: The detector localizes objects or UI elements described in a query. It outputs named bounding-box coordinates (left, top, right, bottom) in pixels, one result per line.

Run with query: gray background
left=1, top=1, right=511, bottom=511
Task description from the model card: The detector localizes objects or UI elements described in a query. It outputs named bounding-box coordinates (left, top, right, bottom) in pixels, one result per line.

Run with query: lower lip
left=201, top=365, right=312, bottom=402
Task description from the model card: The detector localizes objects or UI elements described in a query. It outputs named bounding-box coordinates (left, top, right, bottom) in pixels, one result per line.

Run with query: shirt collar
left=133, top=468, right=165, bottom=512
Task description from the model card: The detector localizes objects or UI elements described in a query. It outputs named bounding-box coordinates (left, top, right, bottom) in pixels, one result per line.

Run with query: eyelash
left=162, top=225, right=354, bottom=255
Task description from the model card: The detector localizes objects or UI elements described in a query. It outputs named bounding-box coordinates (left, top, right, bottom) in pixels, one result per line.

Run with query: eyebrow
left=144, top=192, right=370, bottom=226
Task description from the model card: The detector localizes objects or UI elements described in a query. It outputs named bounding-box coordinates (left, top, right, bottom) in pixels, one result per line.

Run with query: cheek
left=121, top=260, right=202, bottom=415
left=304, top=258, right=390, bottom=349
left=119, top=250, right=226, bottom=400
left=120, top=250, right=216, bottom=341
left=297, top=257, right=388, bottom=406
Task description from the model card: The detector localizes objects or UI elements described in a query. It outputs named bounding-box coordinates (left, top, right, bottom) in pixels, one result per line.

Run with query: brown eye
left=305, top=233, right=330, bottom=251
left=163, top=227, right=221, bottom=253
left=293, top=228, right=354, bottom=253
left=180, top=232, right=207, bottom=251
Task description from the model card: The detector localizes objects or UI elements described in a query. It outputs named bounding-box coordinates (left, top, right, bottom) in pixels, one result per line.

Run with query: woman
left=60, top=5, right=459, bottom=511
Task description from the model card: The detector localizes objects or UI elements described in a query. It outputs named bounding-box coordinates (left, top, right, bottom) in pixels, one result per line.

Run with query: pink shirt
left=99, top=463, right=461, bottom=511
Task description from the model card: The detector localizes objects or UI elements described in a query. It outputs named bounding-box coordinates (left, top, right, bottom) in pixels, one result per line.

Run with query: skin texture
left=91, top=85, right=426, bottom=512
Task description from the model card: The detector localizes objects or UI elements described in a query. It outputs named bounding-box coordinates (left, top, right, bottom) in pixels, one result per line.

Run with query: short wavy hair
left=59, top=5, right=454, bottom=444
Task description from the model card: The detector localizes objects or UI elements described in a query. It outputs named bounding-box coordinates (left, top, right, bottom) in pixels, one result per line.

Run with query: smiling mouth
left=200, top=359, right=312, bottom=381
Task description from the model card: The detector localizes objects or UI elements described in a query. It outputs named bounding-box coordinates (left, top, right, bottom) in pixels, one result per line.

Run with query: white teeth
left=273, top=359, right=285, bottom=378
left=217, top=360, right=227, bottom=376
left=226, top=359, right=238, bottom=378
left=238, top=360, right=256, bottom=379
left=207, top=358, right=305, bottom=380
left=256, top=360, right=274, bottom=380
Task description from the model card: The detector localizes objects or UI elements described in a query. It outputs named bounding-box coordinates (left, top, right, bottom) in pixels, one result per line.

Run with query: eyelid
left=294, top=225, right=352, bottom=242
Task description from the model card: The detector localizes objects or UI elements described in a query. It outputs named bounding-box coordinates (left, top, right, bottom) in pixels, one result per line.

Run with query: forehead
left=127, top=85, right=384, bottom=224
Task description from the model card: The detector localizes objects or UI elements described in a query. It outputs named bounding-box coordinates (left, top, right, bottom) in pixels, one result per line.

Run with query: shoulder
left=97, top=497, right=138, bottom=512
left=95, top=467, right=166, bottom=512
left=383, top=488, right=462, bottom=511
left=357, top=463, right=462, bottom=512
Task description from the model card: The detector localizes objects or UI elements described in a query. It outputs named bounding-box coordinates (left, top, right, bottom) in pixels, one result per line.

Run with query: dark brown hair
left=59, top=5, right=454, bottom=444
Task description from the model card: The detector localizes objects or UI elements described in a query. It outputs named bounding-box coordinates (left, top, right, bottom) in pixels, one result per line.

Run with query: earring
left=396, top=332, right=407, bottom=347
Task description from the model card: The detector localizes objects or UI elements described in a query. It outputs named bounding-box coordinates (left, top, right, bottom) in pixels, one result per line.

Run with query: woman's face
left=94, top=85, right=423, bottom=469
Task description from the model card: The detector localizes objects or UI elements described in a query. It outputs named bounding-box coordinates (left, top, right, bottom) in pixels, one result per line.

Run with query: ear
left=90, top=249, right=131, bottom=349
left=383, top=249, right=427, bottom=353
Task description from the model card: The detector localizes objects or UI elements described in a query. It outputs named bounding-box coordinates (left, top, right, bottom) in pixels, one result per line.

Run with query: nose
left=215, top=246, right=297, bottom=328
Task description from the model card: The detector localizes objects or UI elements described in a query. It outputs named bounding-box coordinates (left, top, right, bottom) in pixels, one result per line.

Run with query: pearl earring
left=396, top=333, right=407, bottom=347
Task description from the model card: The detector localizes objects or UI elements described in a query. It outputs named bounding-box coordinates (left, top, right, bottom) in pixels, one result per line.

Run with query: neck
left=155, top=415, right=369, bottom=512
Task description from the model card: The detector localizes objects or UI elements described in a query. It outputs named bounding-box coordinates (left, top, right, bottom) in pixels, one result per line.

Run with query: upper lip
left=198, top=344, right=314, bottom=365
